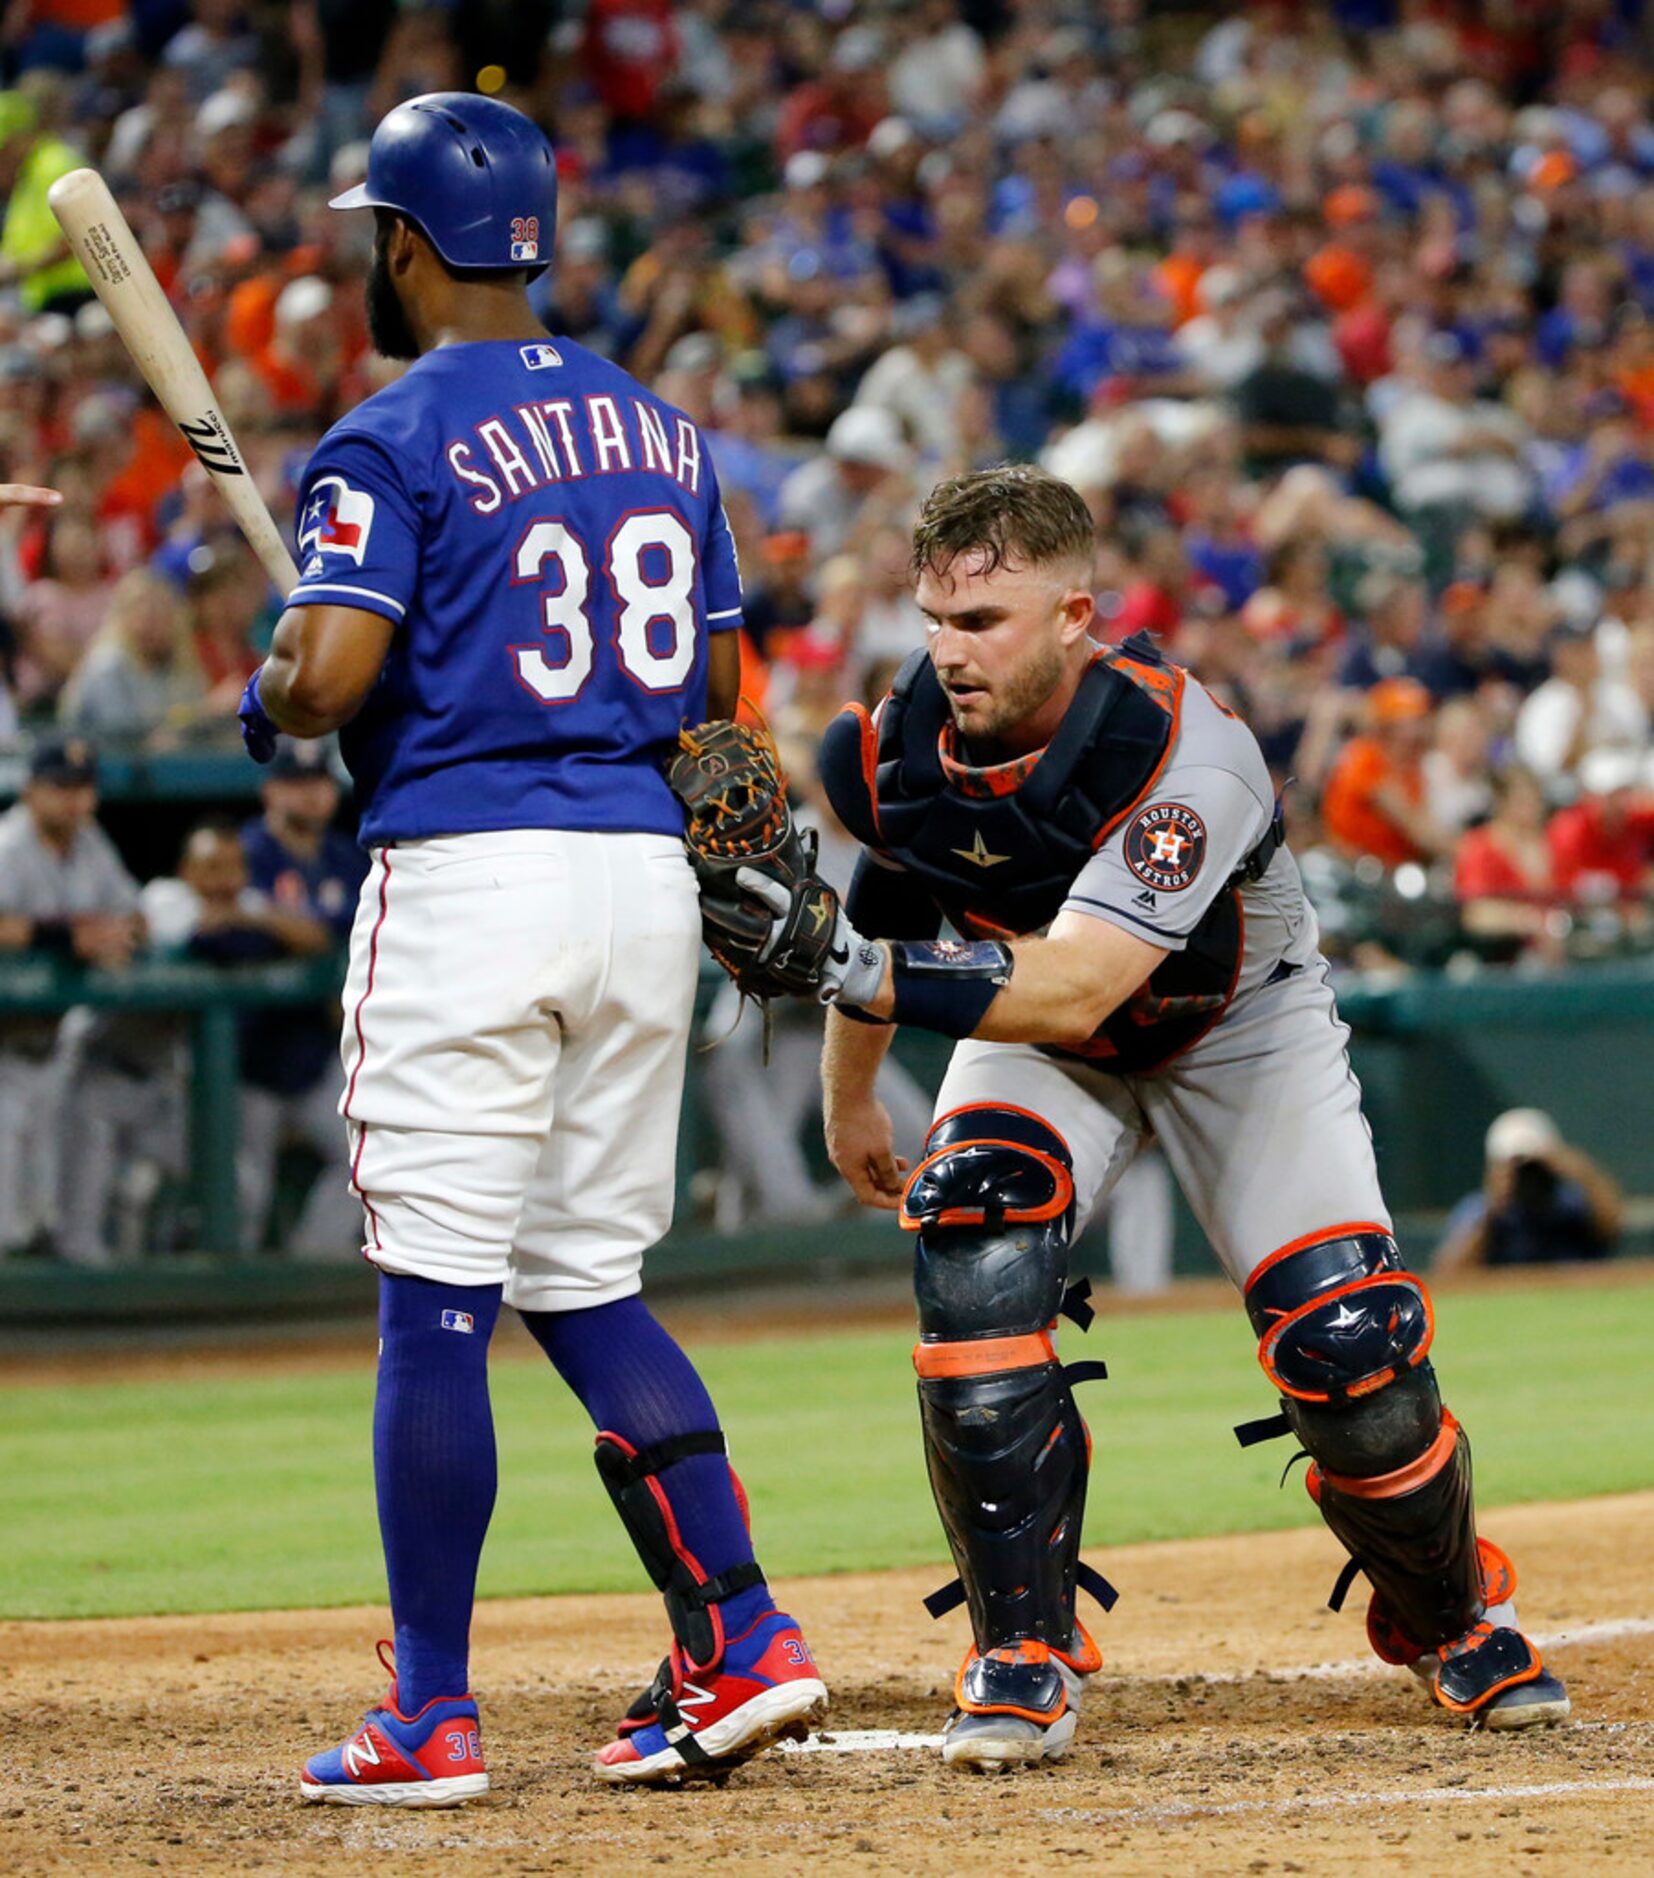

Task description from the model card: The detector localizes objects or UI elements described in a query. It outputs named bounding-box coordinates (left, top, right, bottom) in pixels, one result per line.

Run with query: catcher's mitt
left=667, top=720, right=843, bottom=999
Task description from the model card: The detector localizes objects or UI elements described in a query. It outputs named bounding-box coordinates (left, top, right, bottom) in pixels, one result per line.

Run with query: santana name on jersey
left=445, top=392, right=704, bottom=514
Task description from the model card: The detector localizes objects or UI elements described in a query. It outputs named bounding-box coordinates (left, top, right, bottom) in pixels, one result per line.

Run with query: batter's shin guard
left=593, top=1430, right=764, bottom=1674
left=903, top=1106, right=1112, bottom=1653
left=1241, top=1231, right=1535, bottom=1702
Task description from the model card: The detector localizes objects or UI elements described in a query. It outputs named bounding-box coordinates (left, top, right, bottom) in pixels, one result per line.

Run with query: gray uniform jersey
left=0, top=803, right=143, bottom=1058
left=0, top=804, right=142, bottom=922
left=1060, top=677, right=1318, bottom=995
left=930, top=672, right=1389, bottom=1289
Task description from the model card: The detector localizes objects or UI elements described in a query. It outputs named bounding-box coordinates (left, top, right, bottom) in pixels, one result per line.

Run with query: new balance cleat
left=941, top=1625, right=1101, bottom=1772
left=592, top=1610, right=827, bottom=1785
left=300, top=1641, right=488, bottom=1807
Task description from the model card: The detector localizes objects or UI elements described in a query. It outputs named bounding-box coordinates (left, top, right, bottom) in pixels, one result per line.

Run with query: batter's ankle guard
left=903, top=1106, right=1115, bottom=1651
left=1240, top=1229, right=1485, bottom=1652
left=593, top=1430, right=765, bottom=1673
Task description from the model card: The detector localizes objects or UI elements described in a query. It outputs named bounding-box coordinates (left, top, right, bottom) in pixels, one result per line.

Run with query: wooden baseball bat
left=48, top=167, right=301, bottom=596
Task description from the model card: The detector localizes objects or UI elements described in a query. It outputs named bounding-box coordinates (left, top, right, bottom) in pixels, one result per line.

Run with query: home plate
left=782, top=1729, right=945, bottom=1755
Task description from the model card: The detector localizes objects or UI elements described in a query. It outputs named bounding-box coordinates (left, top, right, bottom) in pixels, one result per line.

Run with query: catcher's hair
left=910, top=463, right=1095, bottom=582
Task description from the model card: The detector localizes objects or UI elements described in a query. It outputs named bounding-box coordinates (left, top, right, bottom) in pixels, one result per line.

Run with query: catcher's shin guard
left=593, top=1430, right=764, bottom=1675
left=1241, top=1229, right=1544, bottom=1712
left=903, top=1107, right=1111, bottom=1652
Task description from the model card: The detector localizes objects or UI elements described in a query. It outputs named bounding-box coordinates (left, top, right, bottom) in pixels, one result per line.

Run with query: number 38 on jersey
left=510, top=509, right=697, bottom=703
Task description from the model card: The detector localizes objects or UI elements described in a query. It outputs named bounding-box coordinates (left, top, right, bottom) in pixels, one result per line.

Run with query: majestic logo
left=519, top=341, right=562, bottom=370
left=510, top=215, right=540, bottom=262
left=298, top=475, right=376, bottom=566
left=1124, top=802, right=1207, bottom=893
left=951, top=829, right=1011, bottom=869
left=1131, top=888, right=1159, bottom=911
left=440, top=1309, right=475, bottom=1334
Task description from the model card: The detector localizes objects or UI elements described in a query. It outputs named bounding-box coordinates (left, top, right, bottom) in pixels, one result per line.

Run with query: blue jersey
left=239, top=820, right=368, bottom=1095
left=288, top=338, right=744, bottom=845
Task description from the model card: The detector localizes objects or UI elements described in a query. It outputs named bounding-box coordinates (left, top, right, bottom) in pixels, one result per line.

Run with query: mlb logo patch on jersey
left=519, top=341, right=563, bottom=370
left=1124, top=802, right=1207, bottom=893
left=440, top=1309, right=475, bottom=1334
left=298, top=474, right=376, bottom=567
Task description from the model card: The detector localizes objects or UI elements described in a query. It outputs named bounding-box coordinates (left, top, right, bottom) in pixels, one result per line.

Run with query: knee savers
left=902, top=1108, right=1106, bottom=1650
left=1245, top=1230, right=1482, bottom=1650
left=904, top=1105, right=1076, bottom=1343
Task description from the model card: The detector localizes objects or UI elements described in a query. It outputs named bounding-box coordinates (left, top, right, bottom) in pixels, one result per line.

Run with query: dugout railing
left=0, top=952, right=1650, bottom=1327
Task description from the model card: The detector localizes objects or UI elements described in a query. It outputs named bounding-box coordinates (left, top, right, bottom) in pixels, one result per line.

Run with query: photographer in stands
left=1434, top=1108, right=1624, bottom=1273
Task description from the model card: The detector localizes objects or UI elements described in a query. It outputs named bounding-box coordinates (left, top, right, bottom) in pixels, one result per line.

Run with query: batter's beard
left=366, top=245, right=419, bottom=360
left=945, top=641, right=1068, bottom=751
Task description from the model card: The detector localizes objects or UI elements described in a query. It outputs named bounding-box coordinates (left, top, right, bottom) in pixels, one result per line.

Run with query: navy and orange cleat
left=941, top=1624, right=1103, bottom=1772
left=1367, top=1541, right=1571, bottom=1731
left=300, top=1642, right=488, bottom=1807
left=593, top=1610, right=827, bottom=1785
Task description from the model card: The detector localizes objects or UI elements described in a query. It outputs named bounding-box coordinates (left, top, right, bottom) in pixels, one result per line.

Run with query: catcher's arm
left=822, top=1008, right=907, bottom=1210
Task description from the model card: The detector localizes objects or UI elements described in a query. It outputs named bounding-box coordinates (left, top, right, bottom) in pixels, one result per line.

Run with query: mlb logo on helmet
left=440, top=1309, right=475, bottom=1334
left=510, top=215, right=539, bottom=262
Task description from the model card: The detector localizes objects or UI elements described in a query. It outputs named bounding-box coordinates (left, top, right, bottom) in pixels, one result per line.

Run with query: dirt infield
left=3, top=1493, right=1650, bottom=1876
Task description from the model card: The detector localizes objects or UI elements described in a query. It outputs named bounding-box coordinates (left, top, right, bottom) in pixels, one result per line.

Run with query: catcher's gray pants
left=935, top=960, right=1390, bottom=1289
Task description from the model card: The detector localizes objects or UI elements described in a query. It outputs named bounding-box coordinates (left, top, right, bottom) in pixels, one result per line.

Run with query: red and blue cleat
left=300, top=1642, right=488, bottom=1807
left=593, top=1610, right=828, bottom=1785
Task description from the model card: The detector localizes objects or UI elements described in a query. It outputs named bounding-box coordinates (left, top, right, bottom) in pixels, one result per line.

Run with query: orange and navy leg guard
left=1240, top=1228, right=1542, bottom=1712
left=903, top=1106, right=1113, bottom=1654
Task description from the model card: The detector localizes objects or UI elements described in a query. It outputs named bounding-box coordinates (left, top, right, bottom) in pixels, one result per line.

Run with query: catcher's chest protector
left=819, top=637, right=1244, bottom=1072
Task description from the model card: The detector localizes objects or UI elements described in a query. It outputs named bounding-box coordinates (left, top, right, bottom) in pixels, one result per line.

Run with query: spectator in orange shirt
left=1547, top=748, right=1654, bottom=906
left=1305, top=186, right=1380, bottom=315
left=250, top=276, right=339, bottom=420
left=1321, top=676, right=1455, bottom=865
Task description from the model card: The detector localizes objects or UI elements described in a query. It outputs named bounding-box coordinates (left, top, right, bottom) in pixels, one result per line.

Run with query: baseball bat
left=48, top=167, right=301, bottom=596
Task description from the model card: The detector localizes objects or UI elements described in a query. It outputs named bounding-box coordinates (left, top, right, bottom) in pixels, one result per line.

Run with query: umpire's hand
left=825, top=1091, right=909, bottom=1212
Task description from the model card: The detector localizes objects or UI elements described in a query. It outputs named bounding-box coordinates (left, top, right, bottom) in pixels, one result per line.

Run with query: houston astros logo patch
left=1124, top=802, right=1207, bottom=892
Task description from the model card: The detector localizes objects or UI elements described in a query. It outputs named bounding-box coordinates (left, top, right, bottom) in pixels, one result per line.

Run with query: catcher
left=670, top=463, right=1569, bottom=1771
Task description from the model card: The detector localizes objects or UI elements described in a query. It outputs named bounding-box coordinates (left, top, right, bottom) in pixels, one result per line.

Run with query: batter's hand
left=825, top=1093, right=909, bottom=1212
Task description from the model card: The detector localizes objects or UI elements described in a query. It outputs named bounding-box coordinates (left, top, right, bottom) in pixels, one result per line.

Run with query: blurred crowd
left=0, top=0, right=1652, bottom=997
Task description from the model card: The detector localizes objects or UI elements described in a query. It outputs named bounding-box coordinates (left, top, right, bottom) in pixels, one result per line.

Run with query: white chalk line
left=779, top=1615, right=1653, bottom=1759
left=1040, top=1777, right=1654, bottom=1830
left=783, top=1729, right=946, bottom=1755
left=1167, top=1612, right=1654, bottom=1687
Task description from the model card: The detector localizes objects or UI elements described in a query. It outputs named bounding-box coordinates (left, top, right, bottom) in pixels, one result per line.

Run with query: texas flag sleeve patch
left=297, top=474, right=377, bottom=567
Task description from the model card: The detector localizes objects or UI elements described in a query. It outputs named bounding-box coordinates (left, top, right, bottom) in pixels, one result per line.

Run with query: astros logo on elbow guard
left=1124, top=802, right=1207, bottom=892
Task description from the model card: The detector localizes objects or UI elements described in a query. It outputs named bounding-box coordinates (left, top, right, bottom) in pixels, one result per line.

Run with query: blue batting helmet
left=329, top=92, right=557, bottom=275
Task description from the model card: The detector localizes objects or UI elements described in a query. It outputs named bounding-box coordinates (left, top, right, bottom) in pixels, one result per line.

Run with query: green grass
left=3, top=1279, right=1651, bottom=1620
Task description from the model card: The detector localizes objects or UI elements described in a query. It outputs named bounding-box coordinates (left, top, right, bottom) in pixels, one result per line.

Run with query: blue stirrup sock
left=374, top=1273, right=502, bottom=1713
left=520, top=1294, right=775, bottom=1639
